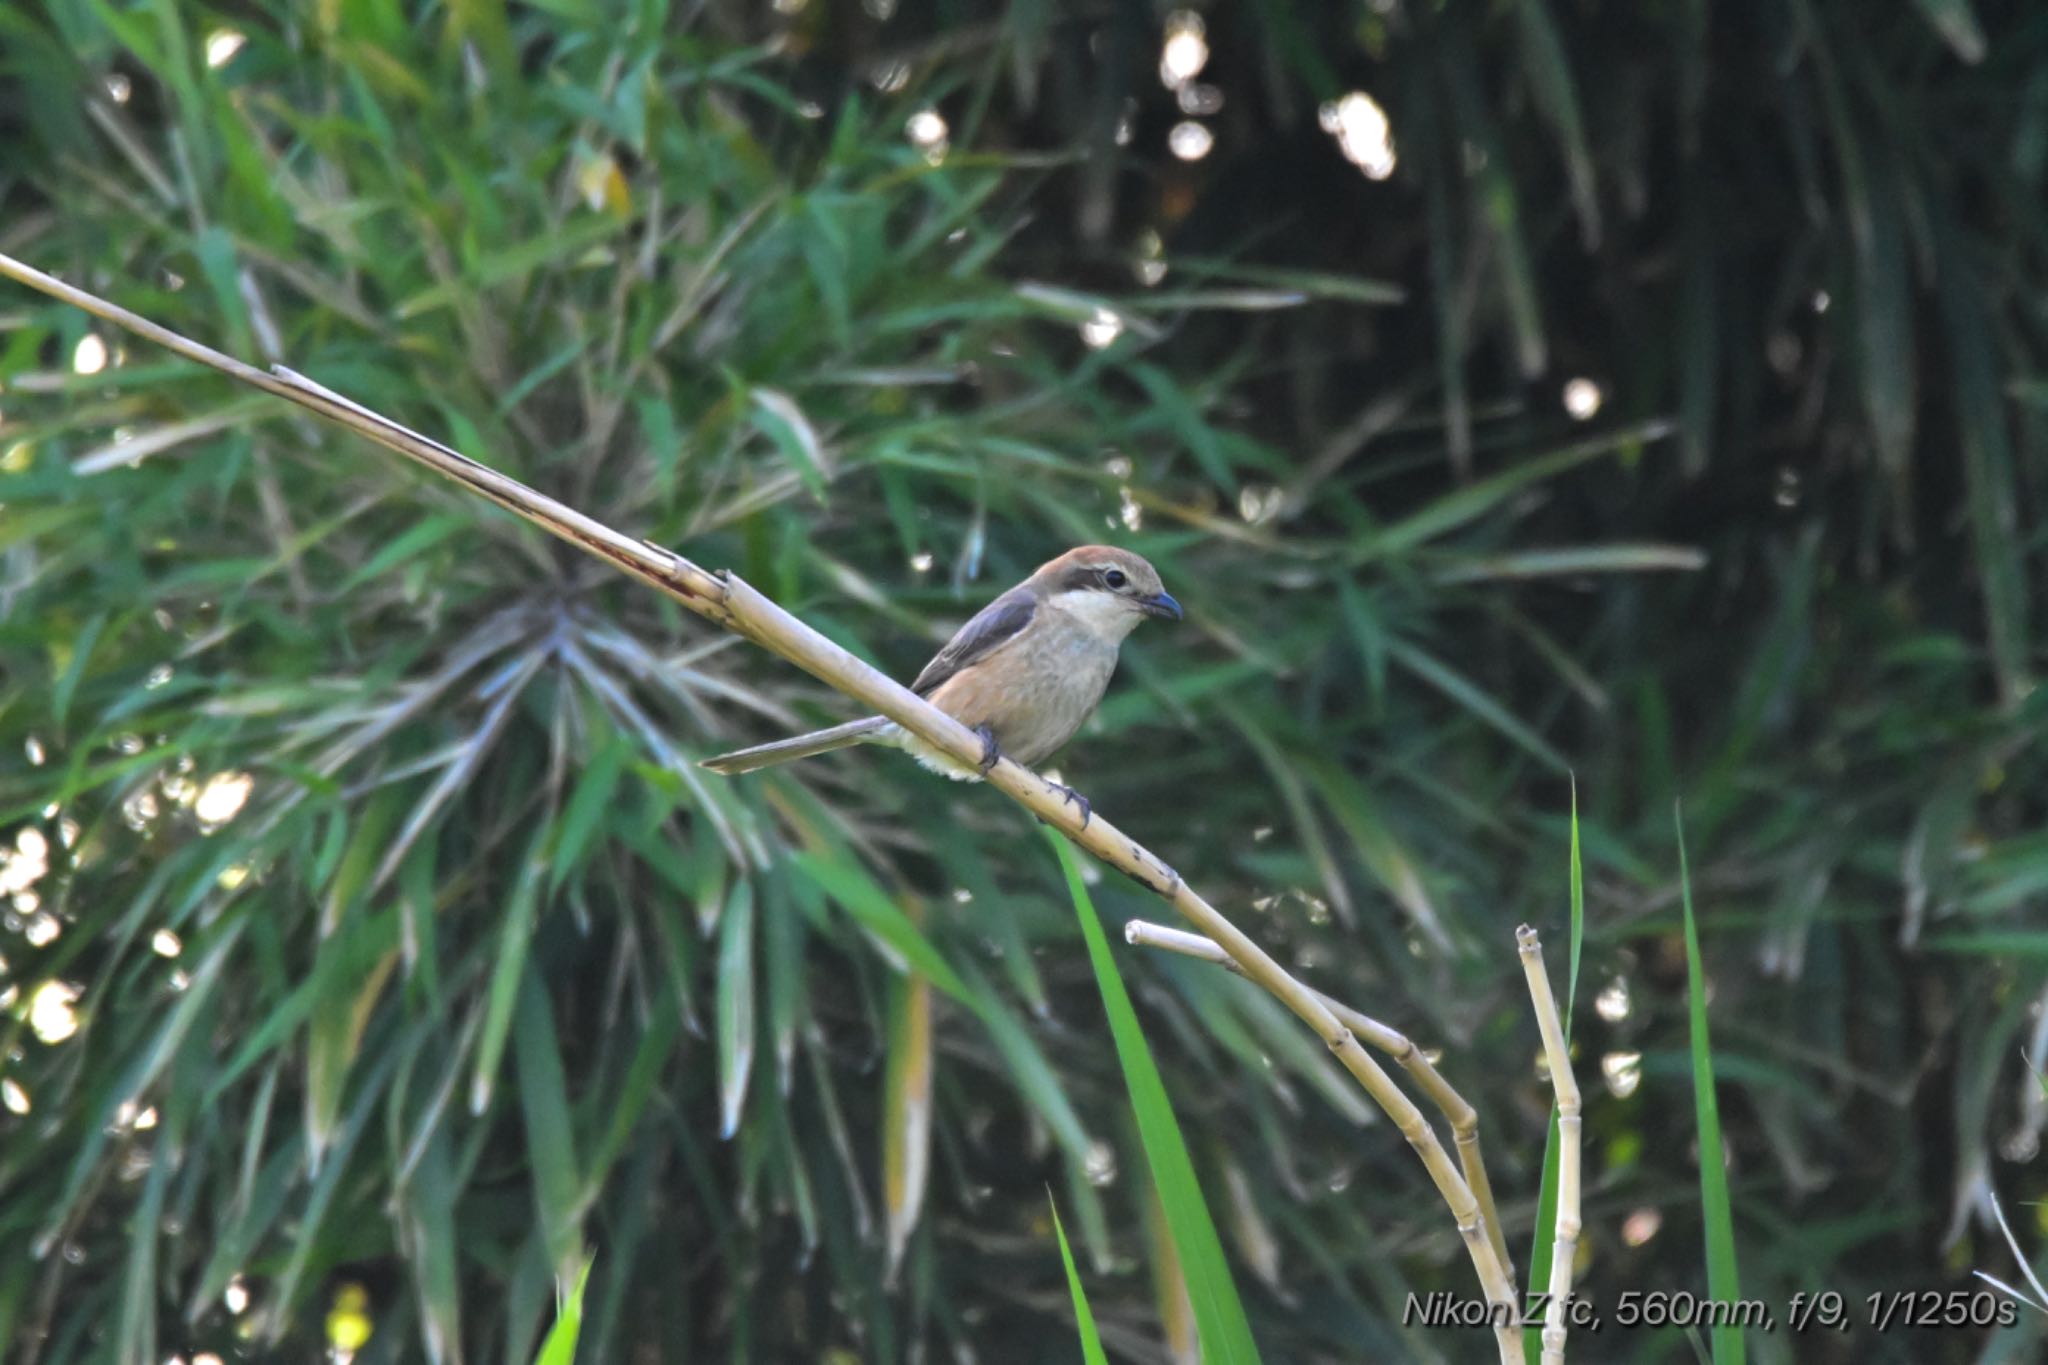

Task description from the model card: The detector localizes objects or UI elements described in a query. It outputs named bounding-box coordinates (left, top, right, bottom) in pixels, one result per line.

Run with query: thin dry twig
left=0, top=251, right=1527, bottom=1361
left=1123, top=919, right=1515, bottom=1287
left=1517, top=925, right=1581, bottom=1365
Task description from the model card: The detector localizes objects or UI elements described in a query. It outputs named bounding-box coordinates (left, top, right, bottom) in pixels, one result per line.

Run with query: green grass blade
left=549, top=736, right=626, bottom=891
left=1359, top=421, right=1674, bottom=562
left=1513, top=0, right=1600, bottom=247
left=1051, top=1198, right=1111, bottom=1365
left=791, top=850, right=974, bottom=1001
left=1049, top=833, right=1262, bottom=1365
left=515, top=964, right=586, bottom=1282
left=716, top=879, right=757, bottom=1140
left=471, top=835, right=546, bottom=1116
left=1388, top=636, right=1571, bottom=774
left=1678, top=807, right=1745, bottom=1365
left=1909, top=0, right=1987, bottom=62
left=533, top=1253, right=594, bottom=1365
left=1568, top=782, right=1584, bottom=1009
left=882, top=955, right=933, bottom=1278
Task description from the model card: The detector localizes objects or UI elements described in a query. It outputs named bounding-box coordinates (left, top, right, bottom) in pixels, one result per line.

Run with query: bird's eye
left=1103, top=568, right=1128, bottom=590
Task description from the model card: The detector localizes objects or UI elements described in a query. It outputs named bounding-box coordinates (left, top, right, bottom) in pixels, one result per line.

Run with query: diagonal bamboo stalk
left=1123, top=920, right=1515, bottom=1284
left=0, top=251, right=1526, bottom=1361
left=1517, top=926, right=1581, bottom=1365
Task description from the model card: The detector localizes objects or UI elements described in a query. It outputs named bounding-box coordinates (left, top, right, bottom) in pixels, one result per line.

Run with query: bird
left=699, top=545, right=1181, bottom=820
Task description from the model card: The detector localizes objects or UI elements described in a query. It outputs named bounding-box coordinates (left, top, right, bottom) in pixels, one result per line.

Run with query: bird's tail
left=699, top=717, right=892, bottom=775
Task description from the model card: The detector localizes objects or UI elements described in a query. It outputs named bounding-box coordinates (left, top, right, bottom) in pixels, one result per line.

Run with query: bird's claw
left=974, top=725, right=1002, bottom=776
left=1051, top=783, right=1091, bottom=830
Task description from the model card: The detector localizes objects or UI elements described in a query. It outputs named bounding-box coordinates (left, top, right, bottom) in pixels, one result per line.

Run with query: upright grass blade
left=716, top=878, right=758, bottom=1140
left=533, top=1253, right=593, bottom=1365
left=1050, top=833, right=1262, bottom=1365
left=1678, top=807, right=1746, bottom=1365
left=881, top=949, right=933, bottom=1281
left=515, top=964, right=586, bottom=1284
left=1524, top=783, right=1585, bottom=1358
left=1051, top=1198, right=1111, bottom=1365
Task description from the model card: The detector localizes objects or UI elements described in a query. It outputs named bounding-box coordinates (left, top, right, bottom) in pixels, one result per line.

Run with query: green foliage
left=1052, top=1198, right=1111, bottom=1365
left=1053, top=833, right=1261, bottom=1364
left=1, top=0, right=2045, bottom=1361
left=532, top=1254, right=592, bottom=1365
left=1679, top=813, right=1745, bottom=1365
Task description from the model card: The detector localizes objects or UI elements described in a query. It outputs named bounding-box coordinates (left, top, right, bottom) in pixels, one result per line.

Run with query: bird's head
left=1031, top=545, right=1182, bottom=639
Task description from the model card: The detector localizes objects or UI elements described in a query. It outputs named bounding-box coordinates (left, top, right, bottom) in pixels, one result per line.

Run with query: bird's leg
left=1049, top=782, right=1091, bottom=830
left=973, top=724, right=1002, bottom=776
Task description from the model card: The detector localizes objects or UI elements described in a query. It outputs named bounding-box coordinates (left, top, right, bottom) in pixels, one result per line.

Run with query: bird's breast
left=924, top=612, right=1120, bottom=767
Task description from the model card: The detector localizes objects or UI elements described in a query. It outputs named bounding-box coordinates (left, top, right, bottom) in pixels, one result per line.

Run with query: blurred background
left=2, top=1, right=2046, bottom=1362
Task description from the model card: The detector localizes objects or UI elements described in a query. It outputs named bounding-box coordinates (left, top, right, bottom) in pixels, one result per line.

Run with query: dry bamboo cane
left=0, top=252, right=1526, bottom=1362
left=1123, top=920, right=1516, bottom=1284
left=1517, top=926, right=1581, bottom=1365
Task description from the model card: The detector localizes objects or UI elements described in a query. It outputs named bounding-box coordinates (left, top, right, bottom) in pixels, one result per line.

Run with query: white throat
left=1046, top=588, right=1142, bottom=643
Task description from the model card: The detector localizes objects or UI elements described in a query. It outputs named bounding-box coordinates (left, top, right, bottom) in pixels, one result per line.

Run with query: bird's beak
left=1139, top=590, right=1183, bottom=622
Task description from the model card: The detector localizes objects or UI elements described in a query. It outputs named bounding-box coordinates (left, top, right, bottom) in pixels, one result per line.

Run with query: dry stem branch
left=1123, top=920, right=1515, bottom=1285
left=0, top=251, right=1527, bottom=1362
left=1517, top=926, right=1581, bottom=1365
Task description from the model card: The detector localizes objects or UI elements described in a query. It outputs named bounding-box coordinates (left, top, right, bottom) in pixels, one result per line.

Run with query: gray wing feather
left=911, top=588, right=1036, bottom=697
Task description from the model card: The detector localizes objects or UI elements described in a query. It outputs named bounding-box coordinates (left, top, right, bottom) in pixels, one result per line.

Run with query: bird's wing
left=910, top=587, right=1037, bottom=697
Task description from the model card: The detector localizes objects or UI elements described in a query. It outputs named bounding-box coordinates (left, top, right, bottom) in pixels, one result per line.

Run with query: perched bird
left=699, top=546, right=1181, bottom=817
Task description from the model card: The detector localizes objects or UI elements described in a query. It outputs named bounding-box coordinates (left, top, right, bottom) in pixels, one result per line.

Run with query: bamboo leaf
left=532, top=1254, right=594, bottom=1365
left=1678, top=808, right=1746, bottom=1365
left=50, top=610, right=106, bottom=731
left=1909, top=0, right=1986, bottom=63
left=1052, top=1199, right=1112, bottom=1365
left=338, top=513, right=467, bottom=593
left=1513, top=0, right=1601, bottom=247
left=1050, top=834, right=1262, bottom=1365
left=1388, top=636, right=1572, bottom=774
left=472, top=837, right=547, bottom=1116
left=550, top=736, right=627, bottom=891
left=716, top=878, right=757, bottom=1139
left=515, top=964, right=586, bottom=1283
left=1359, top=422, right=1675, bottom=561
left=791, top=850, right=972, bottom=1001
left=750, top=387, right=831, bottom=502
left=881, top=954, right=933, bottom=1280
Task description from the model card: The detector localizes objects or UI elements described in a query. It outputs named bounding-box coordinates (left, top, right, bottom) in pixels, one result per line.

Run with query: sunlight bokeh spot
left=1563, top=377, right=1603, bottom=420
left=1159, top=12, right=1208, bottom=90
left=1320, top=91, right=1397, bottom=179
left=194, top=772, right=254, bottom=831
left=1168, top=120, right=1214, bottom=161
left=204, top=30, right=245, bottom=68
left=1083, top=1138, right=1118, bottom=1186
left=1622, top=1207, right=1663, bottom=1246
left=72, top=334, right=108, bottom=376
left=1602, top=1050, right=1642, bottom=1099
left=905, top=109, right=948, bottom=163
left=1237, top=484, right=1283, bottom=526
left=29, top=981, right=81, bottom=1044
left=1079, top=308, right=1124, bottom=349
